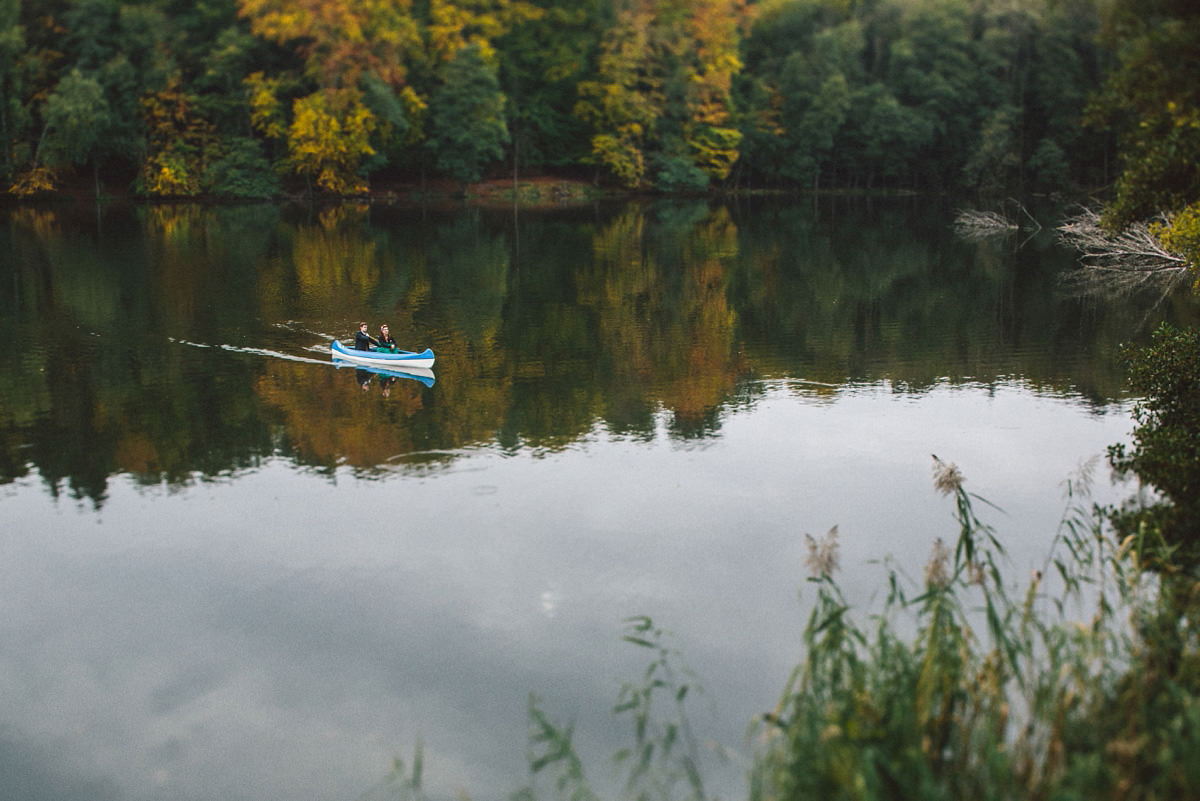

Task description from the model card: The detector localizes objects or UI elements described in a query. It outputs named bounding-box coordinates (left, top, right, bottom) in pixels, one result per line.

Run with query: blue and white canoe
left=331, top=339, right=436, bottom=370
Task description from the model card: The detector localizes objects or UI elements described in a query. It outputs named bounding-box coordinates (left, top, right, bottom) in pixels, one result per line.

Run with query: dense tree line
left=0, top=0, right=1195, bottom=211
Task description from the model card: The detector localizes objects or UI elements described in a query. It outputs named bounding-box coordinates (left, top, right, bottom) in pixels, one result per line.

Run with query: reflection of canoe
left=333, top=359, right=436, bottom=388
left=331, top=339, right=435, bottom=369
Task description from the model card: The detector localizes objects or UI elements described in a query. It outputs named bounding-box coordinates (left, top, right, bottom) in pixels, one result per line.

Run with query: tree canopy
left=0, top=0, right=1193, bottom=215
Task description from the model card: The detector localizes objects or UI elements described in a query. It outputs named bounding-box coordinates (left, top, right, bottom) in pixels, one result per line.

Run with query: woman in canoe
left=377, top=324, right=398, bottom=353
left=354, top=322, right=379, bottom=351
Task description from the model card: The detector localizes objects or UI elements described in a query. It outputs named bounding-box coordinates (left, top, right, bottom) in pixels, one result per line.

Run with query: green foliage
left=0, top=0, right=1182, bottom=201
left=520, top=694, right=598, bottom=801
left=203, top=136, right=280, bottom=198
left=1089, top=1, right=1200, bottom=227
left=754, top=458, right=1200, bottom=801
left=735, top=0, right=1106, bottom=193
left=1025, top=137, right=1070, bottom=195
left=653, top=153, right=709, bottom=193
left=360, top=71, right=414, bottom=167
left=517, top=617, right=711, bottom=801
left=194, top=25, right=268, bottom=134
left=1108, top=323, right=1200, bottom=567
left=963, top=104, right=1021, bottom=193
left=495, top=2, right=601, bottom=170
left=613, top=617, right=708, bottom=801
left=1151, top=202, right=1200, bottom=281
left=40, top=69, right=111, bottom=168
left=0, top=0, right=24, bottom=180
left=429, top=43, right=509, bottom=186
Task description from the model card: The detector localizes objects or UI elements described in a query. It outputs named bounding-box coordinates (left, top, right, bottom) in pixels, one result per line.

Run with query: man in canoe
left=354, top=322, right=379, bottom=351
left=377, top=324, right=398, bottom=353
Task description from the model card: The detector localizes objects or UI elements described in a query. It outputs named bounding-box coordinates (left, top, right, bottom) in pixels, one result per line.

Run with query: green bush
left=202, top=137, right=280, bottom=199
left=1151, top=202, right=1200, bottom=284
left=1108, top=323, right=1200, bottom=568
left=653, top=154, right=710, bottom=194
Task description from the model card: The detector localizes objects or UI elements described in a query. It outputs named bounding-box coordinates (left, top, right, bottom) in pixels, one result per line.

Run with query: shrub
left=1150, top=202, right=1200, bottom=285
left=1108, top=323, right=1200, bottom=568
left=203, top=137, right=280, bottom=199
left=653, top=154, right=710, bottom=194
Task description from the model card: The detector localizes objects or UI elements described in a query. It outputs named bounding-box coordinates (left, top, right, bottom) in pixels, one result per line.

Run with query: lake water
left=1, top=197, right=1195, bottom=801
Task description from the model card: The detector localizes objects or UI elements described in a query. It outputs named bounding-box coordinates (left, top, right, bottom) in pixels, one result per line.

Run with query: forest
left=0, top=0, right=1195, bottom=215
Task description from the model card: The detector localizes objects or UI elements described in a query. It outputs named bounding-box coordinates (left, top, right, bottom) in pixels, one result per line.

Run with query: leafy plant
left=653, top=154, right=709, bottom=193
left=357, top=742, right=427, bottom=801
left=1151, top=202, right=1200, bottom=283
left=1108, top=323, right=1200, bottom=568
left=203, top=136, right=280, bottom=199
left=517, top=617, right=713, bottom=801
left=754, top=455, right=1200, bottom=801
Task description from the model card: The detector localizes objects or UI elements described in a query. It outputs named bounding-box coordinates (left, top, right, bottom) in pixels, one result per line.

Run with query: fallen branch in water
left=1057, top=207, right=1189, bottom=273
left=953, top=208, right=1018, bottom=240
left=1057, top=207, right=1190, bottom=302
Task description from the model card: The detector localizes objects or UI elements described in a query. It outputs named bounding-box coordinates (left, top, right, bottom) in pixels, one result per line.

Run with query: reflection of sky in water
left=1, top=382, right=1134, bottom=801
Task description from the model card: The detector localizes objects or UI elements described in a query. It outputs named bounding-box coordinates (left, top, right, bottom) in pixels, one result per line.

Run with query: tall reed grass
left=752, top=456, right=1200, bottom=801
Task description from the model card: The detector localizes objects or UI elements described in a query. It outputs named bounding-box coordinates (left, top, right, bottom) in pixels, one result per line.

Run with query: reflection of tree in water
left=1056, top=207, right=1193, bottom=311
left=729, top=199, right=1194, bottom=399
left=2, top=200, right=1195, bottom=505
left=290, top=204, right=383, bottom=316
left=580, top=204, right=748, bottom=439
left=257, top=360, right=433, bottom=472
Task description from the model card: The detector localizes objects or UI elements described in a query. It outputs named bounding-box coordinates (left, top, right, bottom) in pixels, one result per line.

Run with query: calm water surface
left=1, top=198, right=1195, bottom=801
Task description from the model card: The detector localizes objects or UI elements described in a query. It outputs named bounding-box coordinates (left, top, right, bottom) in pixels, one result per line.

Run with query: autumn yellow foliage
left=287, top=89, right=376, bottom=194
left=9, top=166, right=59, bottom=196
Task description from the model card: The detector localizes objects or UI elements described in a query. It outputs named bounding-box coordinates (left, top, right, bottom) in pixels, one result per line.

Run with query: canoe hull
left=331, top=340, right=435, bottom=370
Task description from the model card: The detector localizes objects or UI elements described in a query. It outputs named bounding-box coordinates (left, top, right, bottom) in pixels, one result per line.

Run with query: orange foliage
left=237, top=0, right=420, bottom=88
left=583, top=205, right=747, bottom=426
left=257, top=360, right=429, bottom=469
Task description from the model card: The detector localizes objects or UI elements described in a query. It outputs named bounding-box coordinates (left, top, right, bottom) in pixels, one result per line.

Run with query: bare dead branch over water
left=953, top=208, right=1019, bottom=240
left=1056, top=207, right=1191, bottom=302
left=1058, top=207, right=1188, bottom=273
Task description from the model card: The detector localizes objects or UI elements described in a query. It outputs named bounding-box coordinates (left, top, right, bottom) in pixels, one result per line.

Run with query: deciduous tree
left=286, top=87, right=375, bottom=194
left=238, top=0, right=420, bottom=89
left=1088, top=0, right=1200, bottom=227
left=39, top=68, right=112, bottom=195
left=574, top=2, right=658, bottom=188
left=428, top=42, right=508, bottom=187
left=0, top=0, right=23, bottom=182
